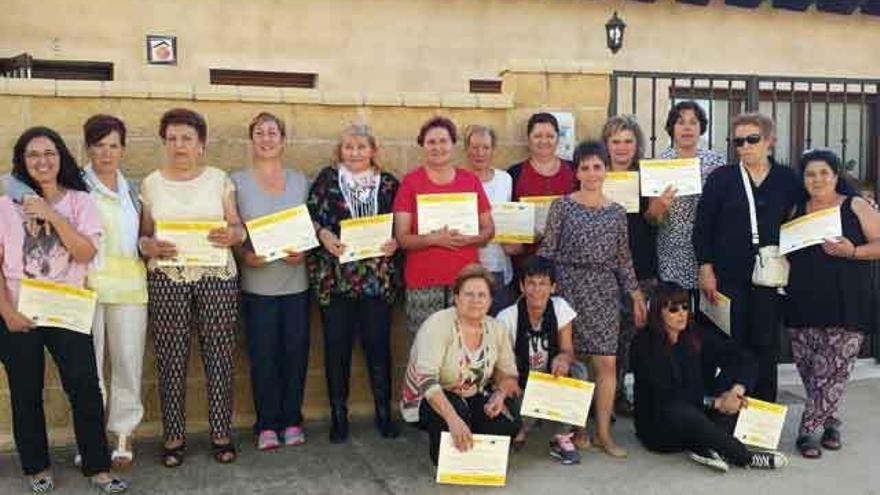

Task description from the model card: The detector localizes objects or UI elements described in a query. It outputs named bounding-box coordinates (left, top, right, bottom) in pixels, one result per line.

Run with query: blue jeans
left=242, top=291, right=311, bottom=432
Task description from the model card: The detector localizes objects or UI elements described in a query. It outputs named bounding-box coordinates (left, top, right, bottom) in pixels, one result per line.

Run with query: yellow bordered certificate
left=779, top=206, right=842, bottom=255
left=603, top=171, right=640, bottom=213
left=492, top=202, right=535, bottom=243
left=733, top=398, right=788, bottom=450
left=699, top=292, right=732, bottom=336
left=17, top=279, right=97, bottom=334
left=436, top=432, right=510, bottom=487
left=155, top=221, right=229, bottom=267
left=640, top=158, right=702, bottom=197
left=519, top=195, right=560, bottom=235
left=520, top=371, right=595, bottom=427
left=245, top=205, right=319, bottom=262
left=416, top=193, right=479, bottom=236
left=339, top=213, right=394, bottom=264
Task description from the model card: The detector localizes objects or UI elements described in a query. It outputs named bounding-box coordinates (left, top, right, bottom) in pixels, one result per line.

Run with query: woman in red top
left=507, top=113, right=577, bottom=262
left=393, top=117, right=494, bottom=333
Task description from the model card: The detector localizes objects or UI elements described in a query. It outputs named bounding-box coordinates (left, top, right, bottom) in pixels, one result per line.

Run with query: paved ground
left=1, top=375, right=878, bottom=494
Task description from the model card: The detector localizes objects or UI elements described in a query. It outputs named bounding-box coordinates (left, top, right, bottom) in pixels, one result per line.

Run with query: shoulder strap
left=739, top=163, right=759, bottom=246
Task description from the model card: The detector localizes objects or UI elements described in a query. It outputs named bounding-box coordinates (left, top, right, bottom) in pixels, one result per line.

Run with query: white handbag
left=740, top=163, right=789, bottom=287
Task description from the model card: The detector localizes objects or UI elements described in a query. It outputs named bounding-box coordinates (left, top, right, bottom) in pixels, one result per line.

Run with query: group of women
left=0, top=103, right=876, bottom=492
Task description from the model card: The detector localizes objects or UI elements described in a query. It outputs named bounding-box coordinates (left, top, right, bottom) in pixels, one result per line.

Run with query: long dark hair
left=646, top=282, right=701, bottom=353
left=12, top=126, right=88, bottom=197
left=798, top=148, right=859, bottom=197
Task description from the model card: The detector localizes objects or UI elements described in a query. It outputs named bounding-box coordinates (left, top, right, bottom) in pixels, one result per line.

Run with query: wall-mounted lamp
left=605, top=11, right=626, bottom=54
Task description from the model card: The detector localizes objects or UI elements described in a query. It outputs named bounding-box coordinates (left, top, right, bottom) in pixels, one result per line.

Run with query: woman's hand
left=242, top=249, right=268, bottom=268
left=381, top=238, right=398, bottom=257
left=2, top=310, right=35, bottom=333
left=140, top=237, right=178, bottom=260
left=716, top=385, right=747, bottom=415
left=699, top=263, right=719, bottom=304
left=483, top=391, right=507, bottom=419
left=822, top=237, right=856, bottom=258
left=22, top=196, right=57, bottom=223
left=430, top=227, right=468, bottom=250
left=282, top=249, right=306, bottom=266
left=318, top=228, right=346, bottom=257
left=647, top=186, right=677, bottom=222
left=207, top=226, right=242, bottom=248
left=448, top=415, right=474, bottom=452
left=550, top=353, right=572, bottom=377
left=631, top=290, right=648, bottom=328
left=495, top=376, right=521, bottom=399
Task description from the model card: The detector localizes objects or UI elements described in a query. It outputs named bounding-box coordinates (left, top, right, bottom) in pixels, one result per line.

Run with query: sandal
left=90, top=475, right=128, bottom=494
left=161, top=441, right=186, bottom=468
left=821, top=425, right=842, bottom=451
left=30, top=473, right=54, bottom=493
left=796, top=435, right=822, bottom=459
left=211, top=440, right=237, bottom=464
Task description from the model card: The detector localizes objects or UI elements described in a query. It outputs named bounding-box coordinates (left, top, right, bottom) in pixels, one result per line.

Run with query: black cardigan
left=692, top=160, right=801, bottom=285
left=632, top=324, right=757, bottom=444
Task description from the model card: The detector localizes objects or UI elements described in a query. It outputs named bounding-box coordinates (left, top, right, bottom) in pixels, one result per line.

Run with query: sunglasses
left=733, top=134, right=762, bottom=148
left=664, top=303, right=690, bottom=314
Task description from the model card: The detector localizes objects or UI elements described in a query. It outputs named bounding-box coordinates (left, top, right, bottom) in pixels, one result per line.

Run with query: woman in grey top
left=233, top=112, right=311, bottom=451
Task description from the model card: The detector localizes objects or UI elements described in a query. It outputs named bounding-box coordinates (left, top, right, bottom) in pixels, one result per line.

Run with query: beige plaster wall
left=1, top=0, right=878, bottom=94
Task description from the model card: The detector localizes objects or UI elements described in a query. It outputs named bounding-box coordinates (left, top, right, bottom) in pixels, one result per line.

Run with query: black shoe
left=614, top=396, right=635, bottom=418
left=329, top=406, right=349, bottom=444
left=375, top=406, right=400, bottom=439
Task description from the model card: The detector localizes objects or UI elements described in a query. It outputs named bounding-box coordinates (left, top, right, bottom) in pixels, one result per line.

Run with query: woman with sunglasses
left=647, top=101, right=725, bottom=305
left=693, top=113, right=801, bottom=403
left=785, top=149, right=880, bottom=458
left=632, top=282, right=788, bottom=472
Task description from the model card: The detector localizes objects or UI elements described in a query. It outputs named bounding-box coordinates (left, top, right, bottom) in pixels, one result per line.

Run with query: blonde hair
left=248, top=112, right=286, bottom=139
left=732, top=112, right=775, bottom=139
left=452, top=263, right=496, bottom=295
left=463, top=125, right=497, bottom=148
left=335, top=124, right=380, bottom=168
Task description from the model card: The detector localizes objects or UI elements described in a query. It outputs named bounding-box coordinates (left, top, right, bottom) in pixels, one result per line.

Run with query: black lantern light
left=605, top=11, right=626, bottom=54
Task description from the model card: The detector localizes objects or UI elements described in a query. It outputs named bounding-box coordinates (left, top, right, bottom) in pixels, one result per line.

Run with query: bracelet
left=703, top=396, right=716, bottom=410
left=137, top=237, right=151, bottom=255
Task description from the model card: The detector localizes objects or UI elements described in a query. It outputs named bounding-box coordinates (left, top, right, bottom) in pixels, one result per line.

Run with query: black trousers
left=721, top=281, right=781, bottom=402
left=639, top=402, right=752, bottom=466
left=0, top=322, right=110, bottom=476
left=419, top=390, right=521, bottom=466
left=320, top=296, right=393, bottom=414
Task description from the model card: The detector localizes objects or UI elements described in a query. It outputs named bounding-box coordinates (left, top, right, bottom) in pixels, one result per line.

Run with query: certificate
left=603, top=171, right=640, bottom=213
left=779, top=206, right=842, bottom=255
left=245, top=205, right=319, bottom=262
left=416, top=193, right=479, bottom=236
left=436, top=432, right=510, bottom=487
left=733, top=398, right=788, bottom=450
left=339, top=213, right=393, bottom=264
left=519, top=195, right=560, bottom=235
left=700, top=292, right=732, bottom=336
left=640, top=158, right=702, bottom=197
left=520, top=371, right=595, bottom=427
left=492, top=202, right=535, bottom=243
left=17, top=279, right=97, bottom=334
left=155, top=221, right=229, bottom=267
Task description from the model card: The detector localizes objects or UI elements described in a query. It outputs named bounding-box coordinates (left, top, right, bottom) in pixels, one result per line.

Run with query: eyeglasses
left=733, top=134, right=762, bottom=148
left=664, top=303, right=690, bottom=314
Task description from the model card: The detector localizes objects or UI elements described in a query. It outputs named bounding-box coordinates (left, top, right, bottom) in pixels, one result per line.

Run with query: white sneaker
left=688, top=448, right=729, bottom=473
left=748, top=451, right=789, bottom=469
left=74, top=453, right=82, bottom=467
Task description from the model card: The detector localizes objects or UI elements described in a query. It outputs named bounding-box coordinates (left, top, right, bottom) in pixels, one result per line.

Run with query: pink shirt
left=0, top=191, right=102, bottom=305
left=392, top=166, right=491, bottom=289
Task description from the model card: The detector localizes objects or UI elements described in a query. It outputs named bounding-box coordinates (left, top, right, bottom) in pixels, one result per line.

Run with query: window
left=209, top=69, right=317, bottom=88
left=0, top=53, right=113, bottom=81
left=469, top=79, right=502, bottom=94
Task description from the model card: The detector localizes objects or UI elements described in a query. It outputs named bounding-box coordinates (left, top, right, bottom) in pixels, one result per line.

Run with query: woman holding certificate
left=393, top=117, right=494, bottom=333
left=632, top=282, right=788, bottom=471
left=602, top=115, right=657, bottom=417
left=138, top=108, right=244, bottom=467
left=784, top=149, right=880, bottom=459
left=307, top=124, right=401, bottom=443
left=0, top=127, right=128, bottom=492
left=464, top=125, right=514, bottom=315
left=232, top=112, right=311, bottom=451
left=647, top=101, right=725, bottom=302
left=400, top=264, right=520, bottom=465
left=538, top=140, right=647, bottom=458
left=694, top=113, right=800, bottom=403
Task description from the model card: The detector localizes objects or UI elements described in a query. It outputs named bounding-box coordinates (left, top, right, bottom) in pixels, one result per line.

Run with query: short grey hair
left=463, top=124, right=497, bottom=148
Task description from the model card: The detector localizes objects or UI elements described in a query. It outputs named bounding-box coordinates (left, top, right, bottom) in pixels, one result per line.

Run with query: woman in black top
left=694, top=113, right=801, bottom=402
left=602, top=115, right=656, bottom=417
left=632, top=282, right=788, bottom=471
left=785, top=149, right=880, bottom=459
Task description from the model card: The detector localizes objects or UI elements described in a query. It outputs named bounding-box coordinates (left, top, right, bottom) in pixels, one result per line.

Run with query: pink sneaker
left=257, top=430, right=281, bottom=451
left=283, top=426, right=306, bottom=446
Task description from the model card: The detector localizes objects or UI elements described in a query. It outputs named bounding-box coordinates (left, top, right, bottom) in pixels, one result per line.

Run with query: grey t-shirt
left=232, top=168, right=310, bottom=296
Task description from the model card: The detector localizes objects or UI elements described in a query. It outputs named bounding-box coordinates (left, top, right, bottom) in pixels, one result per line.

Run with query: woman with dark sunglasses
left=693, top=113, right=801, bottom=403
left=632, top=282, right=788, bottom=472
